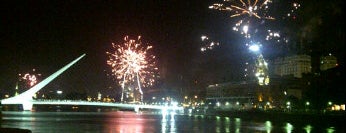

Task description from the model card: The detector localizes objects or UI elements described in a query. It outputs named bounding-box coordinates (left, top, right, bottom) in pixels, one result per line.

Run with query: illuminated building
left=320, top=54, right=338, bottom=71
left=247, top=44, right=270, bottom=86
left=106, top=36, right=157, bottom=103
left=205, top=81, right=273, bottom=110
left=254, top=54, right=270, bottom=85
left=274, top=54, right=311, bottom=78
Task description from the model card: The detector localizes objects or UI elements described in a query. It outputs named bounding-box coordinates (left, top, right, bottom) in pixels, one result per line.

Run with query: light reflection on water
left=104, top=111, right=159, bottom=133
left=0, top=111, right=343, bottom=133
left=304, top=124, right=313, bottom=133
left=284, top=122, right=294, bottom=133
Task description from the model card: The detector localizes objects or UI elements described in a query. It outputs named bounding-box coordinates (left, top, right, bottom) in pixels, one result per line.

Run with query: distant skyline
left=1, top=0, right=344, bottom=98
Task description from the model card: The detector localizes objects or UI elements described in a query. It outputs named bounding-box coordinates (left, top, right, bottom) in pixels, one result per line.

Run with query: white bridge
left=1, top=54, right=183, bottom=112
left=19, top=100, right=182, bottom=113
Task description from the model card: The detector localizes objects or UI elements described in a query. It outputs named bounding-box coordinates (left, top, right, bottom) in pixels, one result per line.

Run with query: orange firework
left=209, top=0, right=274, bottom=20
left=210, top=0, right=275, bottom=39
left=106, top=36, right=157, bottom=102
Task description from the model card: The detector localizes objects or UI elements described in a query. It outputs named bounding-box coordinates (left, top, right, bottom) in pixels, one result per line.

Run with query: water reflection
left=161, top=111, right=176, bottom=133
left=170, top=112, right=176, bottom=133
left=326, top=127, right=335, bottom=133
left=1, top=111, right=343, bottom=132
left=224, top=117, right=231, bottom=133
left=161, top=114, right=167, bottom=133
left=234, top=118, right=241, bottom=133
left=215, top=116, right=221, bottom=133
left=265, top=121, right=273, bottom=133
left=304, top=124, right=313, bottom=133
left=104, top=112, right=148, bottom=133
left=284, top=122, right=294, bottom=133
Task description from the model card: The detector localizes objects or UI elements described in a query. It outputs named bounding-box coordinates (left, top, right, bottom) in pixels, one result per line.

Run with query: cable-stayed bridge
left=11, top=100, right=182, bottom=113
left=0, top=54, right=183, bottom=113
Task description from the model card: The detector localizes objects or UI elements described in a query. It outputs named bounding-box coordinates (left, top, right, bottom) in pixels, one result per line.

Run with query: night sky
left=1, top=0, right=344, bottom=98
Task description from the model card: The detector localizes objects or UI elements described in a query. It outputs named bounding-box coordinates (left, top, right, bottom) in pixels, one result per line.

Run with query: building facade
left=205, top=81, right=276, bottom=110
left=274, top=54, right=311, bottom=78
left=320, top=54, right=338, bottom=71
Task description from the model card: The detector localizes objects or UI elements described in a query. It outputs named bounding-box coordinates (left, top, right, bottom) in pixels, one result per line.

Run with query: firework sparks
left=210, top=0, right=275, bottom=39
left=246, top=42, right=270, bottom=85
left=286, top=2, right=300, bottom=19
left=19, top=69, right=41, bottom=87
left=209, top=0, right=275, bottom=19
left=210, top=0, right=274, bottom=19
left=200, top=35, right=220, bottom=52
left=106, top=36, right=157, bottom=102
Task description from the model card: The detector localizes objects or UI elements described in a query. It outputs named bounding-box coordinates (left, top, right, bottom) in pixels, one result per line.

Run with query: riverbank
left=210, top=109, right=345, bottom=128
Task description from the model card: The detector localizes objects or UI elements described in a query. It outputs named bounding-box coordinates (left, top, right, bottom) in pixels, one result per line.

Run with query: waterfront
left=1, top=110, right=344, bottom=133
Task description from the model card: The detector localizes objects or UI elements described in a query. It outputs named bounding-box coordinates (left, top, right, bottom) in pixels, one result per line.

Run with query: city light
left=56, top=90, right=63, bottom=94
left=249, top=44, right=260, bottom=52
left=216, top=102, right=220, bottom=107
left=248, top=42, right=269, bottom=85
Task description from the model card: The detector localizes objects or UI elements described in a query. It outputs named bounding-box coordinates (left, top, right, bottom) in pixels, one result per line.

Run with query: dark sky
left=1, top=0, right=344, bottom=98
left=1, top=0, right=240, bottom=96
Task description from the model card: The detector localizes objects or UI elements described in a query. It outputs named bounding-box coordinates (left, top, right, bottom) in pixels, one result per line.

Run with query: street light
left=56, top=90, right=62, bottom=100
left=57, top=90, right=62, bottom=94
left=305, top=101, right=310, bottom=112
left=243, top=25, right=249, bottom=34
left=286, top=101, right=291, bottom=108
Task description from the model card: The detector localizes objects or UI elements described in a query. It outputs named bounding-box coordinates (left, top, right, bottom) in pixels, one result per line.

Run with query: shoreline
left=203, top=109, right=345, bottom=127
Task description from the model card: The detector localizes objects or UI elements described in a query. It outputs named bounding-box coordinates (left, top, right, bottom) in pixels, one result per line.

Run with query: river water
left=0, top=111, right=344, bottom=133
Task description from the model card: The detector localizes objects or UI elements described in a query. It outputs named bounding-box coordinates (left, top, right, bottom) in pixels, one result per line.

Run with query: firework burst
left=106, top=36, right=157, bottom=102
left=209, top=0, right=274, bottom=19
left=200, top=35, right=220, bottom=52
left=285, top=2, right=300, bottom=20
left=19, top=69, right=41, bottom=87
left=210, top=0, right=275, bottom=39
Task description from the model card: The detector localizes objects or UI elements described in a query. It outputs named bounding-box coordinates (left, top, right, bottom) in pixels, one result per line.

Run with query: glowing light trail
left=107, top=36, right=157, bottom=103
